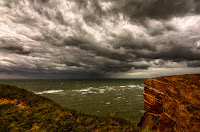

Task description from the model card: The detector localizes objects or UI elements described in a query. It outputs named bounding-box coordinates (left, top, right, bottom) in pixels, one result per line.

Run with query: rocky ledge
left=138, top=74, right=200, bottom=132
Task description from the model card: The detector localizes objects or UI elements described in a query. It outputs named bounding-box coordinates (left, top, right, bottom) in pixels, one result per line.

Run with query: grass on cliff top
left=0, top=84, right=141, bottom=132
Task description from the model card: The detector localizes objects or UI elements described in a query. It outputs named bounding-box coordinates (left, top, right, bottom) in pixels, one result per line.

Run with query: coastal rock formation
left=139, top=74, right=200, bottom=132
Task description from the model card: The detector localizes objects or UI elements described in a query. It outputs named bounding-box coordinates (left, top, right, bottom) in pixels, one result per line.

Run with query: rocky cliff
left=138, top=74, right=200, bottom=132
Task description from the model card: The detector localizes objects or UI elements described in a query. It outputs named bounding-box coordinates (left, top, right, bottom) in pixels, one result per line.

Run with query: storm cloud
left=0, top=0, right=199, bottom=78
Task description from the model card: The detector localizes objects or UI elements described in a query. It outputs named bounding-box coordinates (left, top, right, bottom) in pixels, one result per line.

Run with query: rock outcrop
left=138, top=74, right=200, bottom=132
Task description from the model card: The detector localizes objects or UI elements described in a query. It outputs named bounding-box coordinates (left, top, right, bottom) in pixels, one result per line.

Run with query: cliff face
left=139, top=74, right=200, bottom=132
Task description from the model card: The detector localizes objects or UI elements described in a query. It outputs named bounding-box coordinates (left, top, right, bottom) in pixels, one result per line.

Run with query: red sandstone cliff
left=138, top=74, right=200, bottom=132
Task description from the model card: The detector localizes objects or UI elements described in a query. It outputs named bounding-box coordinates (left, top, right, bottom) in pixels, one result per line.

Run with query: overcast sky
left=0, top=0, right=200, bottom=79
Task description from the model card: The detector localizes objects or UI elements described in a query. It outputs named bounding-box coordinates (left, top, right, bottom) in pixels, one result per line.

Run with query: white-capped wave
left=99, top=89, right=105, bottom=93
left=128, top=85, right=144, bottom=89
left=128, top=85, right=137, bottom=88
left=138, top=86, right=144, bottom=89
left=36, top=90, right=64, bottom=94
left=72, top=87, right=106, bottom=94
left=73, top=88, right=91, bottom=92
left=106, top=102, right=110, bottom=105
left=79, top=88, right=91, bottom=92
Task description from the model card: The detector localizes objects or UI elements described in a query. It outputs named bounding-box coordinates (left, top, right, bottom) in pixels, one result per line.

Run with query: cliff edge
left=138, top=74, right=200, bottom=132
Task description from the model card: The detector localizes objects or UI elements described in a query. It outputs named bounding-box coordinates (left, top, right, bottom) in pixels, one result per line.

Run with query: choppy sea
left=0, top=79, right=144, bottom=122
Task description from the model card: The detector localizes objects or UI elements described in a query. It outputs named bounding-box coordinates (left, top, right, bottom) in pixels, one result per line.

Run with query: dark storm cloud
left=83, top=13, right=103, bottom=26
left=0, top=37, right=32, bottom=55
left=155, top=44, right=200, bottom=61
left=1, top=45, right=31, bottom=55
left=0, top=0, right=199, bottom=78
left=194, top=0, right=200, bottom=13
left=62, top=36, right=144, bottom=73
left=130, top=41, right=200, bottom=62
left=143, top=21, right=177, bottom=36
left=187, top=60, right=200, bottom=67
left=110, top=31, right=156, bottom=51
left=63, top=36, right=130, bottom=62
left=107, top=0, right=200, bottom=20
left=73, top=0, right=200, bottom=25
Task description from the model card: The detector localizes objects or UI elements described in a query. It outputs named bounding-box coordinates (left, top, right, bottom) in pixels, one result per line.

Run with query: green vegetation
left=0, top=84, right=141, bottom=131
left=141, top=129, right=154, bottom=132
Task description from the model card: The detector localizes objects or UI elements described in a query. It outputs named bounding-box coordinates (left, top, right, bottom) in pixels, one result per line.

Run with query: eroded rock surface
left=139, top=74, right=200, bottom=132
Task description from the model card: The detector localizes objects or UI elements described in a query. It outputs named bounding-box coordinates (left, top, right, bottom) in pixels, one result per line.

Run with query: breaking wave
left=36, top=90, right=64, bottom=94
left=71, top=84, right=144, bottom=95
left=72, top=87, right=106, bottom=94
left=127, top=85, right=144, bottom=89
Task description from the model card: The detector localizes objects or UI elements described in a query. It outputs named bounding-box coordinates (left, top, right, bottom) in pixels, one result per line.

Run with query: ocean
left=0, top=79, right=144, bottom=122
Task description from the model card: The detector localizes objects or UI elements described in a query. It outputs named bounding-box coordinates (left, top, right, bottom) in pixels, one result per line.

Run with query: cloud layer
left=0, top=0, right=200, bottom=78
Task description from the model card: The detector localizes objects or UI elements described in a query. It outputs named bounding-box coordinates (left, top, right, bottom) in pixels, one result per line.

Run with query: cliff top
left=151, top=74, right=199, bottom=87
